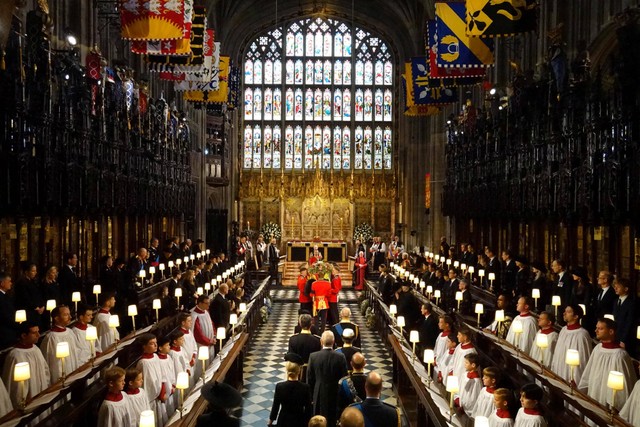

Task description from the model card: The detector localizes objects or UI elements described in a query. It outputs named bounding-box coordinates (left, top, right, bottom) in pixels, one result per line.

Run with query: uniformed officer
left=331, top=307, right=361, bottom=348
left=349, top=371, right=405, bottom=427
left=335, top=328, right=361, bottom=373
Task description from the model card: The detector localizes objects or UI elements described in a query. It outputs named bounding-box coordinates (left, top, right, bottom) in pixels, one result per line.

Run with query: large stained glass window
left=243, top=17, right=393, bottom=170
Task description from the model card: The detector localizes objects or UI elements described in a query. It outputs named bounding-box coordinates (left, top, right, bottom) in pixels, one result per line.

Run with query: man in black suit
left=210, top=283, right=231, bottom=329
left=289, top=314, right=322, bottom=381
left=586, top=270, right=617, bottom=334
left=0, top=272, right=19, bottom=348
left=612, top=277, right=637, bottom=355
left=418, top=302, right=439, bottom=351
left=268, top=238, right=280, bottom=285
left=58, top=252, right=82, bottom=306
left=395, top=281, right=419, bottom=328
left=349, top=371, right=403, bottom=427
left=484, top=247, right=501, bottom=293
left=307, top=331, right=349, bottom=427
left=443, top=268, right=459, bottom=311
left=501, top=250, right=518, bottom=297
left=551, top=259, right=573, bottom=314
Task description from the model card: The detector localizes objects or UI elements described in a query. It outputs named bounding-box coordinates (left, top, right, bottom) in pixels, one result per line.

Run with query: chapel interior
left=1, top=0, right=640, bottom=426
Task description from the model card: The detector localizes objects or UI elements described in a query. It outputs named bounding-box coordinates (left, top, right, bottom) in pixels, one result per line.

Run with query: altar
left=286, top=241, right=348, bottom=262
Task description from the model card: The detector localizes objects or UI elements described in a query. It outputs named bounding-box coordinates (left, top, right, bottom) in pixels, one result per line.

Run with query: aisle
left=239, top=288, right=397, bottom=426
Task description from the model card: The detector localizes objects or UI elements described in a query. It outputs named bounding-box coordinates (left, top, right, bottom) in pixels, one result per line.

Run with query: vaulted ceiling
left=205, top=0, right=434, bottom=63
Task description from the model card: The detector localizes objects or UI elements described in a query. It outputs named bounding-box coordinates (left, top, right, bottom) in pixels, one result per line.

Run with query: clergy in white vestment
left=72, top=304, right=103, bottom=364
left=168, top=330, right=189, bottom=377
left=93, top=293, right=120, bottom=351
left=0, top=377, right=11, bottom=418
left=458, top=353, right=482, bottom=413
left=157, top=336, right=177, bottom=416
left=549, top=305, right=592, bottom=386
left=445, top=326, right=477, bottom=387
left=620, top=377, right=640, bottom=425
left=514, top=383, right=548, bottom=427
left=190, top=295, right=216, bottom=360
left=528, top=311, right=558, bottom=368
left=433, top=315, right=454, bottom=379
left=136, top=334, right=169, bottom=426
left=505, top=297, right=538, bottom=354
left=2, top=323, right=50, bottom=409
left=40, top=305, right=81, bottom=383
left=488, top=389, right=514, bottom=427
left=97, top=367, right=133, bottom=427
left=577, top=318, right=636, bottom=411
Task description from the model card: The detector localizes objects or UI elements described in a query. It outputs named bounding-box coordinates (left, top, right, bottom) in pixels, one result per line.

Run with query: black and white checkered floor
left=239, top=288, right=397, bottom=426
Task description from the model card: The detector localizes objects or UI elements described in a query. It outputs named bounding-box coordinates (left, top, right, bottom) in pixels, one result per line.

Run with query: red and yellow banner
left=120, top=0, right=185, bottom=41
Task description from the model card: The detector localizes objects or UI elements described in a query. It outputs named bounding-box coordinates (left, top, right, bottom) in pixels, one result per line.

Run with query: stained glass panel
left=264, top=88, right=273, bottom=120
left=273, top=126, right=281, bottom=169
left=243, top=17, right=393, bottom=170
left=264, top=126, right=273, bottom=168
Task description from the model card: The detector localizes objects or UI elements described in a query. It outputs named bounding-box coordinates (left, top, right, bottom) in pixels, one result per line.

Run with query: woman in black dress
left=268, top=353, right=313, bottom=427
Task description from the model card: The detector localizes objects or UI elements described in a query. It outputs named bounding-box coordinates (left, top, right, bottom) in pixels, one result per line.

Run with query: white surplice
left=505, top=313, right=538, bottom=354
left=549, top=325, right=592, bottom=385
left=2, top=344, right=51, bottom=409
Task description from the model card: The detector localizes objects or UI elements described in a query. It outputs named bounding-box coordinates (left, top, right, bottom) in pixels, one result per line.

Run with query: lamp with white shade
left=531, top=288, right=540, bottom=309
left=475, top=303, right=484, bottom=327
left=138, top=269, right=146, bottom=287
left=13, top=361, right=30, bottom=410
left=230, top=313, right=238, bottom=336
left=128, top=304, right=138, bottom=331
left=460, top=263, right=467, bottom=272
left=109, top=314, right=120, bottom=347
left=197, top=286, right=204, bottom=296
left=168, top=260, right=175, bottom=271
left=139, top=410, right=155, bottom=427
left=15, top=310, right=26, bottom=324
left=475, top=416, right=489, bottom=427
left=565, top=349, right=580, bottom=392
left=159, top=263, right=166, bottom=279
left=56, top=342, right=70, bottom=383
left=93, top=284, right=101, bottom=306
left=148, top=267, right=156, bottom=283
left=536, top=333, right=548, bottom=369
left=409, top=330, right=419, bottom=362
left=176, top=372, right=189, bottom=417
left=239, top=302, right=247, bottom=313
left=425, top=285, right=432, bottom=299
left=72, top=292, right=81, bottom=313
left=434, top=290, right=441, bottom=305
left=511, top=320, right=523, bottom=350
left=86, top=325, right=98, bottom=364
left=453, top=260, right=459, bottom=268
left=198, top=346, right=209, bottom=384
left=468, top=265, right=474, bottom=281
left=488, top=273, right=495, bottom=289
left=424, top=349, right=435, bottom=385
left=551, top=295, right=561, bottom=317
left=389, top=304, right=397, bottom=318
left=153, top=299, right=161, bottom=322
left=175, top=258, right=182, bottom=268
left=455, top=291, right=463, bottom=311
left=396, top=316, right=405, bottom=336
left=175, top=287, right=182, bottom=308
left=607, top=371, right=625, bottom=412
left=446, top=375, right=459, bottom=420
left=217, top=327, right=226, bottom=354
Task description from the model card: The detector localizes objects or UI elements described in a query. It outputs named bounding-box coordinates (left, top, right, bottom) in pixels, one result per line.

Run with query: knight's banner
left=465, top=0, right=538, bottom=37
left=131, top=0, right=195, bottom=54
left=426, top=20, right=485, bottom=81
left=405, top=59, right=457, bottom=107
left=183, top=56, right=230, bottom=103
left=401, top=76, right=441, bottom=116
left=435, top=1, right=494, bottom=68
left=120, top=0, right=185, bottom=41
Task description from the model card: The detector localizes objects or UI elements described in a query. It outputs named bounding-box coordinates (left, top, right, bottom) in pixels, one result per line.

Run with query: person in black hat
left=268, top=352, right=313, bottom=427
left=530, top=261, right=549, bottom=309
left=569, top=266, right=594, bottom=308
left=514, top=256, right=531, bottom=299
left=196, top=381, right=242, bottom=427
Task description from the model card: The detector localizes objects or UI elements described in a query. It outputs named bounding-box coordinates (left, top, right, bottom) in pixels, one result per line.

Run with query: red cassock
left=311, top=279, right=331, bottom=316
left=355, top=256, right=367, bottom=290
left=298, top=275, right=311, bottom=303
